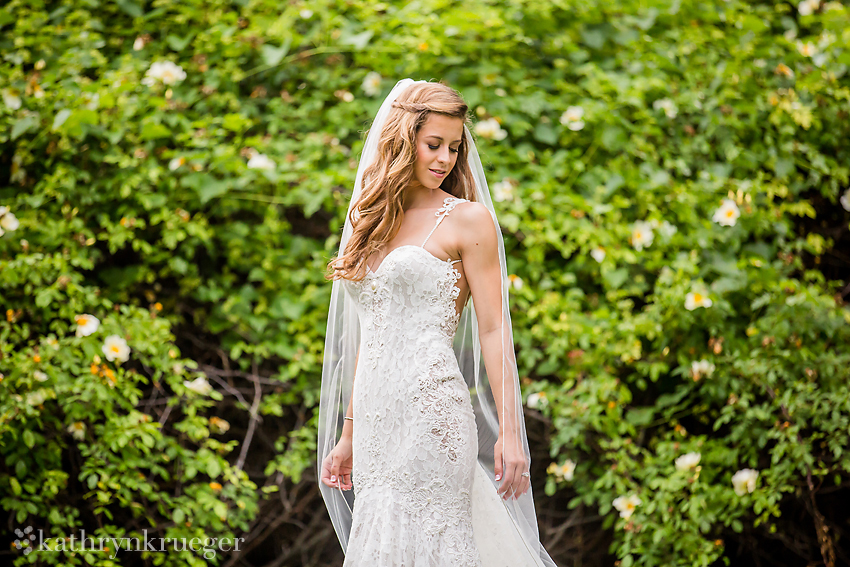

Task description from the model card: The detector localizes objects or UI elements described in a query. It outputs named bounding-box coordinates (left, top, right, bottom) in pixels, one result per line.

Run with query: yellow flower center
left=726, top=210, right=735, bottom=217
left=693, top=293, right=703, bottom=302
left=111, top=345, right=120, bottom=353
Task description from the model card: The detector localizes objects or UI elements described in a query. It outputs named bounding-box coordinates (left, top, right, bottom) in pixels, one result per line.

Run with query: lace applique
left=434, top=196, right=468, bottom=221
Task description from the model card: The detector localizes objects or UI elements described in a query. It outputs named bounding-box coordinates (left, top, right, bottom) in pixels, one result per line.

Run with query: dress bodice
left=342, top=197, right=468, bottom=370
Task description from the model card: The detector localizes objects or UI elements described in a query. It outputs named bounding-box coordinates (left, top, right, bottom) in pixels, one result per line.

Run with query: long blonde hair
left=327, top=81, right=477, bottom=281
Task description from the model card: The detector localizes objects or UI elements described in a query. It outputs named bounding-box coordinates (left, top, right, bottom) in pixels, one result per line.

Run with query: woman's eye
left=428, top=144, right=459, bottom=154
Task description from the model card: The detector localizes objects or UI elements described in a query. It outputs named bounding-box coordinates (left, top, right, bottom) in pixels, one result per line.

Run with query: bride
left=318, top=78, right=557, bottom=567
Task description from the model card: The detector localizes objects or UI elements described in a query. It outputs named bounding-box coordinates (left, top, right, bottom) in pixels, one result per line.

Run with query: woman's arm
left=454, top=202, right=530, bottom=500
left=320, top=347, right=359, bottom=491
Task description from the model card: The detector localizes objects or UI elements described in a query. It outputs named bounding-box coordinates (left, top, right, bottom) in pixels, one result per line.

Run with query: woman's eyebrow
left=425, top=135, right=462, bottom=143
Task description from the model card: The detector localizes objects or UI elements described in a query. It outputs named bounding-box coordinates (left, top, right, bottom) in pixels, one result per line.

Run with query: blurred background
left=1, top=0, right=849, bottom=565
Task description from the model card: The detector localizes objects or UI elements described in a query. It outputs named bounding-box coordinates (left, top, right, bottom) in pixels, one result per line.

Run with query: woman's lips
left=430, top=169, right=446, bottom=178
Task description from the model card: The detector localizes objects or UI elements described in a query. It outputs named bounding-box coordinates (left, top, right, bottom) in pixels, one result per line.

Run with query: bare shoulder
left=452, top=200, right=494, bottom=234
left=450, top=200, right=498, bottom=251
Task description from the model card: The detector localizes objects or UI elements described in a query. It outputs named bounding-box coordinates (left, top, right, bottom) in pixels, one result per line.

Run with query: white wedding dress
left=340, top=197, right=547, bottom=567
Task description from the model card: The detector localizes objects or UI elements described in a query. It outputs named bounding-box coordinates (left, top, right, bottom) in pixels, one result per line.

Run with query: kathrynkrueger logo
left=10, top=526, right=244, bottom=559
left=13, top=526, right=36, bottom=555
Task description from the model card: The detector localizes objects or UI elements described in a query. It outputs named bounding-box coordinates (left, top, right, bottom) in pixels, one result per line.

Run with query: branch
left=235, top=361, right=263, bottom=471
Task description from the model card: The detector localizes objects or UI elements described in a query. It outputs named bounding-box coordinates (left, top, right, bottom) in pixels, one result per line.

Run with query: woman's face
left=411, top=114, right=464, bottom=190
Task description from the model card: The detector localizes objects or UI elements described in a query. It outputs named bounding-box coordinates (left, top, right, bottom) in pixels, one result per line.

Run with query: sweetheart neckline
left=366, top=245, right=458, bottom=276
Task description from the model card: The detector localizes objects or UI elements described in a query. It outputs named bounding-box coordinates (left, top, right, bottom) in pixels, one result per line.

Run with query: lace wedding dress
left=340, top=196, right=546, bottom=567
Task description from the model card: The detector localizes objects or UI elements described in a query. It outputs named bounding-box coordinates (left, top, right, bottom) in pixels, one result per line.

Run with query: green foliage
left=1, top=0, right=849, bottom=565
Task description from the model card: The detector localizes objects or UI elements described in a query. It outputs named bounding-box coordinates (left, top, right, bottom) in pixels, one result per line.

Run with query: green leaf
left=581, top=26, right=606, bottom=49
left=533, top=123, right=558, bottom=146
left=166, top=31, right=197, bottom=51
left=11, top=115, right=39, bottom=140
left=626, top=407, right=654, bottom=427
left=261, top=39, right=292, bottom=67
left=53, top=109, right=72, bottom=131
left=222, top=113, right=250, bottom=132
left=602, top=268, right=629, bottom=289
left=207, top=458, right=222, bottom=479
left=22, top=430, right=35, bottom=449
left=115, top=0, right=143, bottom=17
left=601, top=126, right=627, bottom=151
left=140, top=121, right=171, bottom=140
left=339, top=30, right=374, bottom=50
left=173, top=508, right=185, bottom=524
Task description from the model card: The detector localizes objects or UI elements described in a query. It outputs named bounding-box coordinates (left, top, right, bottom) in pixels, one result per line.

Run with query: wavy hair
left=327, top=81, right=477, bottom=281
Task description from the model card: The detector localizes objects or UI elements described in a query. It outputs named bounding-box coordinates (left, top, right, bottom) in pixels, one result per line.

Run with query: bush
left=1, top=0, right=849, bottom=565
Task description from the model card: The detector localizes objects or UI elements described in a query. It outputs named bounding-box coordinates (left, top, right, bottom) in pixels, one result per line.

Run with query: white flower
left=2, top=89, right=22, bottom=110
left=27, top=390, right=48, bottom=406
left=508, top=274, right=524, bottom=290
left=133, top=36, right=145, bottom=51
left=840, top=189, right=850, bottom=212
left=526, top=391, right=548, bottom=409
left=685, top=290, right=713, bottom=311
left=247, top=153, right=275, bottom=170
left=474, top=118, right=508, bottom=140
left=74, top=314, right=100, bottom=337
left=712, top=198, right=741, bottom=226
left=184, top=376, right=213, bottom=395
left=798, top=0, right=819, bottom=16
left=559, top=106, right=585, bottom=131
left=300, top=8, right=313, bottom=18
left=46, top=337, right=60, bottom=350
left=818, top=31, right=835, bottom=49
left=796, top=41, right=818, bottom=57
left=691, top=359, right=716, bottom=379
left=0, top=211, right=19, bottom=231
left=675, top=452, right=701, bottom=471
left=141, top=60, right=187, bottom=87
left=362, top=72, right=382, bottom=97
left=653, top=98, right=678, bottom=118
left=657, top=220, right=678, bottom=239
left=731, top=468, right=758, bottom=496
left=84, top=93, right=100, bottom=111
left=169, top=157, right=186, bottom=171
left=67, top=421, right=86, bottom=441
left=33, top=371, right=48, bottom=382
left=102, top=335, right=131, bottom=363
left=334, top=89, right=354, bottom=102
left=591, top=247, right=606, bottom=263
left=631, top=220, right=654, bottom=251
left=783, top=29, right=798, bottom=42
left=492, top=179, right=514, bottom=202
left=548, top=459, right=576, bottom=481
left=612, top=494, right=642, bottom=519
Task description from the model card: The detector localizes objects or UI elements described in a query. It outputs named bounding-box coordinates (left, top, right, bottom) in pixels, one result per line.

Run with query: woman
left=318, top=79, right=557, bottom=567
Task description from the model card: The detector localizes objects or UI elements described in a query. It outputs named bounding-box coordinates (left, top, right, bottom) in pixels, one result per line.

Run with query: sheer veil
left=317, top=78, right=557, bottom=567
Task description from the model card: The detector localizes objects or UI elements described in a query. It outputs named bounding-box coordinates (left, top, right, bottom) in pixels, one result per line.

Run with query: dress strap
left=421, top=197, right=467, bottom=248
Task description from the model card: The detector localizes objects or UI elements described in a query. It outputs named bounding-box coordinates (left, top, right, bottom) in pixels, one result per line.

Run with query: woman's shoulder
left=446, top=199, right=496, bottom=242
left=451, top=198, right=491, bottom=224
